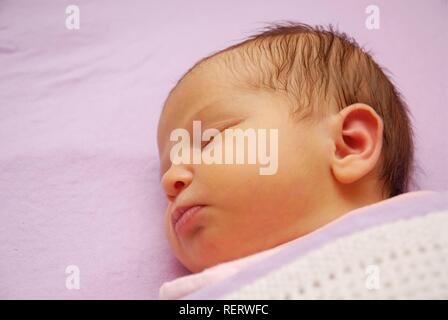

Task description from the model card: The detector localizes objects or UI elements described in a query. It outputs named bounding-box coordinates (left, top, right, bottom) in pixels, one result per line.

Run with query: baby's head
left=157, top=22, right=414, bottom=273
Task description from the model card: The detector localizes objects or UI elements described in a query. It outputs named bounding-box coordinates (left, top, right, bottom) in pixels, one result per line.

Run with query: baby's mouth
left=171, top=205, right=205, bottom=234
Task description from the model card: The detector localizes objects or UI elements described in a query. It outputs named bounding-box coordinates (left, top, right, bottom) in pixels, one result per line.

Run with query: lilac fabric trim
left=184, top=191, right=448, bottom=299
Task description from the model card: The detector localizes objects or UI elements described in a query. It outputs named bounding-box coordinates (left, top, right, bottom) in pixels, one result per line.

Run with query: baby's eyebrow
left=186, top=104, right=223, bottom=126
left=189, top=104, right=216, bottom=120
left=185, top=104, right=246, bottom=129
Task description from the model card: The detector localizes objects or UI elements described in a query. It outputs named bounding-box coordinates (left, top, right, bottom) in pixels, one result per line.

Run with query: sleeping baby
left=157, top=22, right=414, bottom=280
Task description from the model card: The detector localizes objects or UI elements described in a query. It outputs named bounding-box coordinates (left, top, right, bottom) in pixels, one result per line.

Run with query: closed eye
left=201, top=135, right=216, bottom=149
left=201, top=119, right=245, bottom=150
left=201, top=128, right=224, bottom=150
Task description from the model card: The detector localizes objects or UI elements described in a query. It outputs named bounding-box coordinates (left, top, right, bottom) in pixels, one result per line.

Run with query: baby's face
left=158, top=62, right=332, bottom=273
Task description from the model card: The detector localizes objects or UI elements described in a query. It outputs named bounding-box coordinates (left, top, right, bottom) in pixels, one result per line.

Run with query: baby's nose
left=161, top=164, right=194, bottom=201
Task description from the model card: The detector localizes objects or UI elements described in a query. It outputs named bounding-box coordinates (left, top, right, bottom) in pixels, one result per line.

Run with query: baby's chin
left=173, top=240, right=224, bottom=273
left=174, top=233, right=279, bottom=274
left=180, top=252, right=236, bottom=273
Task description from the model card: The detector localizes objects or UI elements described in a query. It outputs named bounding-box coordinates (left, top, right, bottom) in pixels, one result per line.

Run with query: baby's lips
left=171, top=204, right=205, bottom=226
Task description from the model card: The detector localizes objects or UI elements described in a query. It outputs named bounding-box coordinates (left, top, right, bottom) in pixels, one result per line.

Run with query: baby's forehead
left=158, top=69, right=238, bottom=140
left=161, top=60, right=243, bottom=118
left=158, top=45, right=297, bottom=145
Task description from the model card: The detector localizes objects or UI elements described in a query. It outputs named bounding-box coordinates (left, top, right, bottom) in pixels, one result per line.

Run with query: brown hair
left=179, top=22, right=415, bottom=198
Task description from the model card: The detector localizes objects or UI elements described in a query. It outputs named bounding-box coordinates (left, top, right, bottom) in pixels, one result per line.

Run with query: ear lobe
left=332, top=104, right=384, bottom=184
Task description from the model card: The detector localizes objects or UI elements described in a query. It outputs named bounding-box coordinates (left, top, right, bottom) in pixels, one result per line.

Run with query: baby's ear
left=330, top=103, right=384, bottom=184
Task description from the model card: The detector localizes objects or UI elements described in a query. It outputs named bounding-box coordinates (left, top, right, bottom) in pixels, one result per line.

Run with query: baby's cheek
left=164, top=211, right=178, bottom=252
left=201, top=162, right=264, bottom=191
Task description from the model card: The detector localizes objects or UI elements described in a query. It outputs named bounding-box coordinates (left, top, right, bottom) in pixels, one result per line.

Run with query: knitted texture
left=224, top=210, right=448, bottom=299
